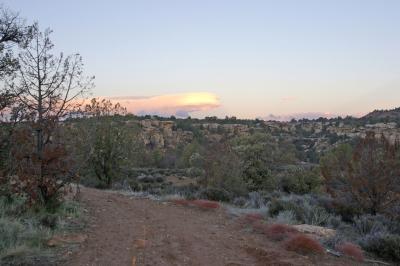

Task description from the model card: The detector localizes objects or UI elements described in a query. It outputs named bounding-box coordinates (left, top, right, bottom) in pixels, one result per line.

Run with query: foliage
left=360, top=233, right=400, bottom=262
left=321, top=133, right=400, bottom=216
left=231, top=133, right=296, bottom=191
left=279, top=166, right=322, bottom=194
left=2, top=124, right=76, bottom=206
left=198, top=187, right=231, bottom=202
left=77, top=98, right=139, bottom=188
left=202, top=141, right=247, bottom=197
left=353, top=214, right=388, bottom=235
left=268, top=198, right=302, bottom=219
left=302, top=203, right=331, bottom=226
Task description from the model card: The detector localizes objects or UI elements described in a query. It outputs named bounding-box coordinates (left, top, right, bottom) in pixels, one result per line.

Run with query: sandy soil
left=64, top=187, right=362, bottom=266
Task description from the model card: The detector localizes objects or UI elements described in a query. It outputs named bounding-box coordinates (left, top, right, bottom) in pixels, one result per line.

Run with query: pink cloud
left=104, top=92, right=220, bottom=117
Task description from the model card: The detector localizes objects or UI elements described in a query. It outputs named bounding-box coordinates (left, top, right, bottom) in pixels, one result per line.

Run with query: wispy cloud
left=105, top=92, right=220, bottom=117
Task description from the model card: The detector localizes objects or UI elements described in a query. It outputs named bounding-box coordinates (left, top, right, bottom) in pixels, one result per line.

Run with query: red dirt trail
left=64, top=187, right=362, bottom=266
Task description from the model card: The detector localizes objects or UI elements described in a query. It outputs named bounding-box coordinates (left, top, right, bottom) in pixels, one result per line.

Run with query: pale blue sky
left=4, top=0, right=400, bottom=118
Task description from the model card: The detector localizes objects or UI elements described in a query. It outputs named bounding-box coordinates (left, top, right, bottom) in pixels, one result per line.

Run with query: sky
left=3, top=0, right=400, bottom=119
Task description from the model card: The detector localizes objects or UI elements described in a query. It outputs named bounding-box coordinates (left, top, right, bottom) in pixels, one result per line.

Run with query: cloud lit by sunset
left=106, top=92, right=220, bottom=117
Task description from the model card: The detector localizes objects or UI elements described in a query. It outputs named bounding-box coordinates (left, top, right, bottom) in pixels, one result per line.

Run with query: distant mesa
left=263, top=112, right=339, bottom=122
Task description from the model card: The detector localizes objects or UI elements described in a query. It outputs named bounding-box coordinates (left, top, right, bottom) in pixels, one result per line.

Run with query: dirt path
left=64, top=187, right=359, bottom=266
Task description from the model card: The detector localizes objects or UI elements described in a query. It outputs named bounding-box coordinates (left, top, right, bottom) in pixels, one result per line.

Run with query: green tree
left=279, top=167, right=322, bottom=194
left=202, top=141, right=246, bottom=197
left=83, top=98, right=135, bottom=188
left=232, top=133, right=296, bottom=191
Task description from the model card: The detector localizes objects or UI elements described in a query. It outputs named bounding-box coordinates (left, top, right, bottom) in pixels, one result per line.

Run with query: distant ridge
left=363, top=107, right=400, bottom=120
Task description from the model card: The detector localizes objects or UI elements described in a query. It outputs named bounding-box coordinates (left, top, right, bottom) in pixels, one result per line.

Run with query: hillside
left=362, top=107, right=400, bottom=122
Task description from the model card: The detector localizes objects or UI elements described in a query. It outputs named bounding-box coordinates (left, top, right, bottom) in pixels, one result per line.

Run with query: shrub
left=326, top=215, right=343, bottom=229
left=336, top=242, right=364, bottom=262
left=264, top=223, right=298, bottom=241
left=202, top=142, right=247, bottom=197
left=198, top=187, right=231, bottom=202
left=186, top=167, right=204, bottom=178
left=246, top=192, right=265, bottom=208
left=279, top=167, right=322, bottom=194
left=268, top=198, right=301, bottom=218
left=232, top=196, right=247, bottom=207
left=191, top=200, right=220, bottom=209
left=331, top=201, right=362, bottom=222
left=0, top=218, right=25, bottom=251
left=274, top=210, right=298, bottom=225
left=353, top=214, right=388, bottom=235
left=360, top=233, right=400, bottom=262
left=302, top=204, right=331, bottom=226
left=39, top=213, right=58, bottom=229
left=284, top=234, right=325, bottom=255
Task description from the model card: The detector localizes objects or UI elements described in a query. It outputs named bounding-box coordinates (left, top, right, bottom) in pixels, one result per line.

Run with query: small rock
left=293, top=224, right=336, bottom=239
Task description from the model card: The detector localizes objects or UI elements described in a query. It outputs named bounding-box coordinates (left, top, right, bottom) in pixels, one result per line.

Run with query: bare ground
left=64, top=187, right=362, bottom=266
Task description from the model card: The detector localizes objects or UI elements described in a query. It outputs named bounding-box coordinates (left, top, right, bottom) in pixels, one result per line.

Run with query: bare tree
left=321, top=132, right=400, bottom=216
left=4, top=24, right=94, bottom=205
left=9, top=23, right=94, bottom=153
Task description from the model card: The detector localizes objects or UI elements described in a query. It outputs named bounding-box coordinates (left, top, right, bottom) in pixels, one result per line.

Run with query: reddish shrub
left=336, top=242, right=364, bottom=262
left=170, top=199, right=190, bottom=206
left=238, top=214, right=264, bottom=229
left=284, top=234, right=325, bottom=255
left=264, top=224, right=299, bottom=241
left=191, top=199, right=220, bottom=209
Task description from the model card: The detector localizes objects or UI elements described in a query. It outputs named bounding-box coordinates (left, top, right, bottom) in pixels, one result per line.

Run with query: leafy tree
left=202, top=141, right=247, bottom=197
left=232, top=133, right=296, bottom=191
left=82, top=98, right=137, bottom=188
left=320, top=133, right=400, bottom=216
left=279, top=167, right=322, bottom=194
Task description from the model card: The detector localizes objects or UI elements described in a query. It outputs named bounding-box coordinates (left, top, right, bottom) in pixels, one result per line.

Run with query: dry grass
left=284, top=234, right=325, bottom=255
left=336, top=242, right=364, bottom=262
left=238, top=213, right=264, bottom=229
